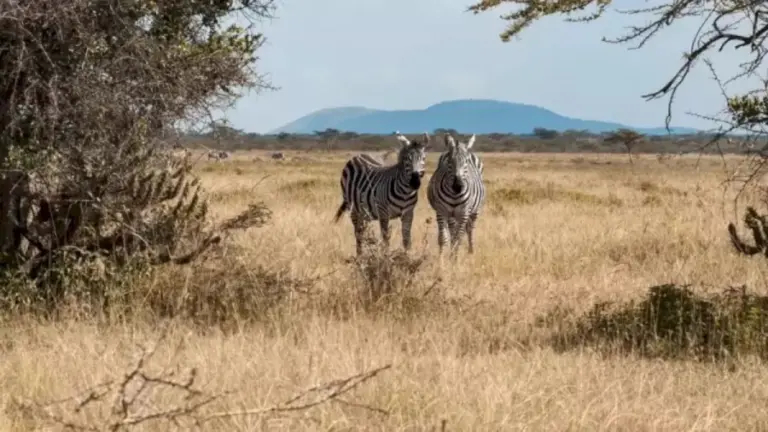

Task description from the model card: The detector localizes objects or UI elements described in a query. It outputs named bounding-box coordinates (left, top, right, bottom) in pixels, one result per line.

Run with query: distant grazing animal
left=333, top=131, right=431, bottom=256
left=427, top=133, right=485, bottom=257
left=271, top=152, right=285, bottom=160
left=207, top=150, right=230, bottom=161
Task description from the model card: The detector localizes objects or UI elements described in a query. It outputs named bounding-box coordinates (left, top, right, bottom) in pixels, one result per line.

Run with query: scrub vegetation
left=6, top=150, right=768, bottom=430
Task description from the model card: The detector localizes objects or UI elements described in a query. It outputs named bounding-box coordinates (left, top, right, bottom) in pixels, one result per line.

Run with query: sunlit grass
left=3, top=150, right=768, bottom=431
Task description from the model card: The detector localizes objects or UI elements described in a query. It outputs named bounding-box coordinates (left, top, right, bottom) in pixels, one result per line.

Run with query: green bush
left=550, top=284, right=768, bottom=361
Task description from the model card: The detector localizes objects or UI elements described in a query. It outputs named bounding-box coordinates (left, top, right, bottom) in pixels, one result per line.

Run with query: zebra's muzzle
left=452, top=179, right=464, bottom=194
left=409, top=173, right=422, bottom=189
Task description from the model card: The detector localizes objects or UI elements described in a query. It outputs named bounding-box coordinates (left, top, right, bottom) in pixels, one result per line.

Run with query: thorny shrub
left=346, top=224, right=440, bottom=311
left=146, top=246, right=317, bottom=327
left=546, top=284, right=768, bottom=361
left=0, top=0, right=276, bottom=313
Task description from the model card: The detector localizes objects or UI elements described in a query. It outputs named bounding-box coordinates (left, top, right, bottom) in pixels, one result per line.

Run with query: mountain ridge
left=270, top=99, right=699, bottom=136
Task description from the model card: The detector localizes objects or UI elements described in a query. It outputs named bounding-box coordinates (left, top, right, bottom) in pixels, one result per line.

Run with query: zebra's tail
left=333, top=200, right=350, bottom=223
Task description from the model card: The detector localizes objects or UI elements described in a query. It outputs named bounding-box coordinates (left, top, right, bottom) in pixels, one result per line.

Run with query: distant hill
left=273, top=106, right=379, bottom=134
left=270, top=99, right=699, bottom=135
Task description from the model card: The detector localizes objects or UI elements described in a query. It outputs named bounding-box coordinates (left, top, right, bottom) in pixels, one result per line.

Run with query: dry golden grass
left=4, top=150, right=768, bottom=431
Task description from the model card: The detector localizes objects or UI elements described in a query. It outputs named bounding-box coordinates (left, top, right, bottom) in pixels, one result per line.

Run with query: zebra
left=333, top=131, right=431, bottom=256
left=427, top=133, right=485, bottom=257
left=207, top=150, right=230, bottom=161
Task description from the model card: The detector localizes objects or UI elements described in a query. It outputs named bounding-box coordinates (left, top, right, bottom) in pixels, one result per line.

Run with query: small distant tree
left=562, top=129, right=592, bottom=138
left=208, top=120, right=246, bottom=147
left=340, top=131, right=360, bottom=140
left=434, top=128, right=458, bottom=136
left=487, top=133, right=507, bottom=141
left=604, top=129, right=645, bottom=164
left=532, top=127, right=559, bottom=140
left=276, top=132, right=292, bottom=142
left=314, top=128, right=341, bottom=150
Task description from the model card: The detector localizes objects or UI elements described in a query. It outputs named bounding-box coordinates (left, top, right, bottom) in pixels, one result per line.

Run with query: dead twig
left=202, top=364, right=392, bottom=421
left=14, top=335, right=391, bottom=430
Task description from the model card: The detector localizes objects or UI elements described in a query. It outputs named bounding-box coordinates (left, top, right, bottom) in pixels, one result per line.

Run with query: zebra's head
left=395, top=131, right=430, bottom=189
left=443, top=133, right=476, bottom=193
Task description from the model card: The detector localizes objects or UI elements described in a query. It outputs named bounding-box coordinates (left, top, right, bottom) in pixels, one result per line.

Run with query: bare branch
left=13, top=334, right=391, bottom=429
left=468, top=0, right=768, bottom=129
left=202, top=364, right=393, bottom=421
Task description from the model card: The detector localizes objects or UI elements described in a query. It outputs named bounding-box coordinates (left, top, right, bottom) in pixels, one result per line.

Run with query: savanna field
left=5, top=149, right=768, bottom=431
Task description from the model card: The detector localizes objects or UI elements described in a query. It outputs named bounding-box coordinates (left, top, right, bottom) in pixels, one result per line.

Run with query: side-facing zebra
left=427, top=133, right=485, bottom=256
left=207, top=150, right=230, bottom=161
left=333, top=131, right=431, bottom=256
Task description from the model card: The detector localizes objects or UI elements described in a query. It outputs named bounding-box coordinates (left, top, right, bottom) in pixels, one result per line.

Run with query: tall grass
left=3, top=151, right=768, bottom=431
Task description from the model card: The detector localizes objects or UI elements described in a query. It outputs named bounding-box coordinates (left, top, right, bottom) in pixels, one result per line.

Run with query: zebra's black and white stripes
left=427, top=133, right=485, bottom=256
left=333, top=132, right=431, bottom=256
left=207, top=150, right=230, bottom=161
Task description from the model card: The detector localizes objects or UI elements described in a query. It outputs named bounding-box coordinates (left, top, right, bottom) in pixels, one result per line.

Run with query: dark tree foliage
left=0, top=0, right=274, bottom=297
left=532, top=127, right=558, bottom=140
left=604, top=128, right=644, bottom=164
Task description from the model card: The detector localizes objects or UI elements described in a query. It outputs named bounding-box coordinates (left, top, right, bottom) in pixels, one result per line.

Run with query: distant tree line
left=180, top=122, right=757, bottom=155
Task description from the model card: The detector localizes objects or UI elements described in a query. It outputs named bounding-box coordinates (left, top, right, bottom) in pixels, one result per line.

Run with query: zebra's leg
left=466, top=213, right=479, bottom=254
left=351, top=211, right=367, bottom=256
left=378, top=214, right=391, bottom=252
left=447, top=218, right=458, bottom=258
left=401, top=210, right=414, bottom=251
left=450, top=216, right=469, bottom=259
left=436, top=214, right=449, bottom=254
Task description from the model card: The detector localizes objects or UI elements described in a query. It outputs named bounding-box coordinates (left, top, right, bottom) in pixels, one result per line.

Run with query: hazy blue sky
left=225, top=0, right=754, bottom=133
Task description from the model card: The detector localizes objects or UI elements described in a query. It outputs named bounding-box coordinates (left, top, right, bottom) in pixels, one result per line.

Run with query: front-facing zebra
left=333, top=132, right=431, bottom=256
left=427, top=133, right=485, bottom=256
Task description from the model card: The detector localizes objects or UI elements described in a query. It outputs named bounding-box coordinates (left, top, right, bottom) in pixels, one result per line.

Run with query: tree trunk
left=625, top=145, right=634, bottom=164
left=0, top=170, right=31, bottom=268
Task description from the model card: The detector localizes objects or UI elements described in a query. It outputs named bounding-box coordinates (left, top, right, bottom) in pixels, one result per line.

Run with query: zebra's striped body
left=333, top=132, right=430, bottom=256
left=207, top=150, right=230, bottom=161
left=427, top=133, right=485, bottom=256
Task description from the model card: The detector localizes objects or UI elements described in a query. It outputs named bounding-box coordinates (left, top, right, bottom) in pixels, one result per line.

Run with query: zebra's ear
left=395, top=130, right=411, bottom=147
left=466, top=134, right=476, bottom=149
left=443, top=134, right=456, bottom=150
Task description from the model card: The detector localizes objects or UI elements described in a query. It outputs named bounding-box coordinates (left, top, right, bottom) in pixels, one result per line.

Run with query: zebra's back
left=339, top=153, right=403, bottom=221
